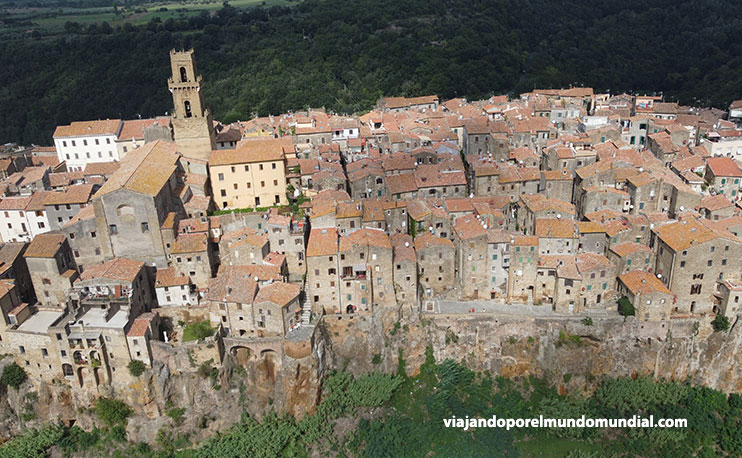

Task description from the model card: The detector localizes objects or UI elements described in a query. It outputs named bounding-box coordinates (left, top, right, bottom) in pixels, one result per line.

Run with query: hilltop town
left=1, top=48, right=742, bottom=409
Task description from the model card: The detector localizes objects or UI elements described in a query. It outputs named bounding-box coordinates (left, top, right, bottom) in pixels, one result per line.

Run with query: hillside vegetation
left=1, top=0, right=741, bottom=144
left=3, top=351, right=742, bottom=457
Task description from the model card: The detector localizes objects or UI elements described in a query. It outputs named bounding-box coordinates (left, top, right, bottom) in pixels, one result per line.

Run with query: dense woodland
left=3, top=347, right=742, bottom=457
left=1, top=0, right=742, bottom=145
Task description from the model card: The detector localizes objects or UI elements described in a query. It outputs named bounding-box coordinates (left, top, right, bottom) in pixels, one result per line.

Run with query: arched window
left=184, top=100, right=192, bottom=118
left=180, top=66, right=187, bottom=82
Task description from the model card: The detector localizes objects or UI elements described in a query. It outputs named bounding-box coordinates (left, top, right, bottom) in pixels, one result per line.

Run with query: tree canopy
left=1, top=0, right=741, bottom=145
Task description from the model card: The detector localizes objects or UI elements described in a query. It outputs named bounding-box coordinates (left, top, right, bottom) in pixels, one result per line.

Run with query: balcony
left=341, top=266, right=367, bottom=280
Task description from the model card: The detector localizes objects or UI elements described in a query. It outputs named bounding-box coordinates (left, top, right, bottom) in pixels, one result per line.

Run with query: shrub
left=94, top=397, right=132, bottom=428
left=167, top=407, right=186, bottom=425
left=1, top=362, right=27, bottom=389
left=581, top=317, right=593, bottom=326
left=127, top=360, right=146, bottom=377
left=618, top=296, right=635, bottom=317
left=712, top=314, right=730, bottom=332
left=182, top=321, right=215, bottom=342
left=371, top=353, right=382, bottom=365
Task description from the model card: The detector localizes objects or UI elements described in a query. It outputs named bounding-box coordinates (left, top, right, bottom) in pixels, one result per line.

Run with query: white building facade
left=53, top=119, right=123, bottom=171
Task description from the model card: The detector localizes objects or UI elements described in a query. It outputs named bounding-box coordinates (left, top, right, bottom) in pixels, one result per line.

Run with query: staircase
left=301, top=296, right=312, bottom=325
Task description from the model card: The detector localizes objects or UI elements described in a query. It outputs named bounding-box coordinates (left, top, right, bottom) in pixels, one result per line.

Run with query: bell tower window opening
left=180, top=66, right=188, bottom=82
left=184, top=100, right=192, bottom=118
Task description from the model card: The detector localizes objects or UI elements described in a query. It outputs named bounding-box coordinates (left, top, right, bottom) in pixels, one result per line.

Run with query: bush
left=1, top=362, right=27, bottom=389
left=94, top=397, right=132, bottom=428
left=167, top=407, right=186, bottom=425
left=712, top=314, right=730, bottom=332
left=127, top=360, right=146, bottom=377
left=617, top=296, right=635, bottom=317
left=581, top=317, right=593, bottom=326
left=371, top=353, right=382, bottom=365
left=182, top=321, right=215, bottom=342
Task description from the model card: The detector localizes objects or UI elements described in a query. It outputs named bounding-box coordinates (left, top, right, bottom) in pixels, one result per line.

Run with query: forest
left=3, top=347, right=742, bottom=457
left=1, top=0, right=742, bottom=145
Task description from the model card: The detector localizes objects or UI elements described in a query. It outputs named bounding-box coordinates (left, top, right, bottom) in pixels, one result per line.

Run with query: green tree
left=1, top=362, right=27, bottom=389
left=94, top=397, right=132, bottom=428
left=712, top=314, right=730, bottom=332
left=618, top=296, right=635, bottom=317
left=182, top=321, right=215, bottom=342
left=127, top=360, right=146, bottom=377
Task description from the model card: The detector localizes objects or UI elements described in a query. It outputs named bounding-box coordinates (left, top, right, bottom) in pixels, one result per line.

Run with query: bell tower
left=168, top=49, right=216, bottom=162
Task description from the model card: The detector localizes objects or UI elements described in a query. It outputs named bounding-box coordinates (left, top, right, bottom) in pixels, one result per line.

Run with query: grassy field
left=0, top=0, right=294, bottom=35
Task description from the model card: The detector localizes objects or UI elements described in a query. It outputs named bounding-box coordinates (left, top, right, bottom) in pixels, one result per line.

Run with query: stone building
left=266, top=214, right=307, bottom=282
left=617, top=270, right=675, bottom=321
left=62, top=206, right=104, bottom=272
left=338, top=228, right=394, bottom=313
left=390, top=234, right=418, bottom=309
left=170, top=232, right=214, bottom=290
left=607, top=242, right=654, bottom=275
left=651, top=218, right=742, bottom=315
left=453, top=215, right=489, bottom=300
left=415, top=233, right=455, bottom=297
left=535, top=218, right=578, bottom=255
left=44, top=184, right=95, bottom=231
left=0, top=242, right=34, bottom=303
left=92, top=140, right=184, bottom=267
left=218, top=227, right=269, bottom=268
left=306, top=227, right=340, bottom=315
left=25, top=233, right=78, bottom=308
left=206, top=265, right=300, bottom=338
left=716, top=280, right=742, bottom=319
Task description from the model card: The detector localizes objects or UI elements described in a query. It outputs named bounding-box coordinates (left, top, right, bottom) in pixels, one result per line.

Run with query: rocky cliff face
left=3, top=311, right=742, bottom=444
left=0, top=337, right=325, bottom=444
left=319, top=312, right=742, bottom=394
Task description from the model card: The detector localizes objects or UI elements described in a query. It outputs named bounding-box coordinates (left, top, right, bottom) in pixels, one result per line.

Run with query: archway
left=180, top=66, right=187, bottom=82
left=230, top=346, right=251, bottom=366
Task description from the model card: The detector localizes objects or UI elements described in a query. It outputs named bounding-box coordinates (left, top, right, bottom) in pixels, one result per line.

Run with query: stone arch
left=93, top=367, right=102, bottom=386
left=180, top=66, right=188, bottom=82
left=62, top=363, right=73, bottom=377
left=258, top=349, right=280, bottom=383
left=77, top=367, right=88, bottom=388
left=116, top=204, right=135, bottom=217
left=230, top=346, right=251, bottom=366
left=73, top=350, right=85, bottom=365
left=184, top=100, right=192, bottom=118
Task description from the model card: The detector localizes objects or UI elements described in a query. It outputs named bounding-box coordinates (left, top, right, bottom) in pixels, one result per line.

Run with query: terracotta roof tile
left=79, top=257, right=143, bottom=283
left=25, top=233, right=66, bottom=257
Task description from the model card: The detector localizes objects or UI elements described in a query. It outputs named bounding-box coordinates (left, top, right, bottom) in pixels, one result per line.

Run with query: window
left=221, top=189, right=227, bottom=197
left=259, top=164, right=264, bottom=170
left=261, top=181, right=265, bottom=187
left=19, top=346, right=25, bottom=354
left=244, top=165, right=249, bottom=172
left=273, top=180, right=278, bottom=186
left=109, top=224, right=117, bottom=234
left=272, top=163, right=276, bottom=169
left=218, top=173, right=224, bottom=181
left=141, top=222, right=149, bottom=232
left=95, top=247, right=101, bottom=255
